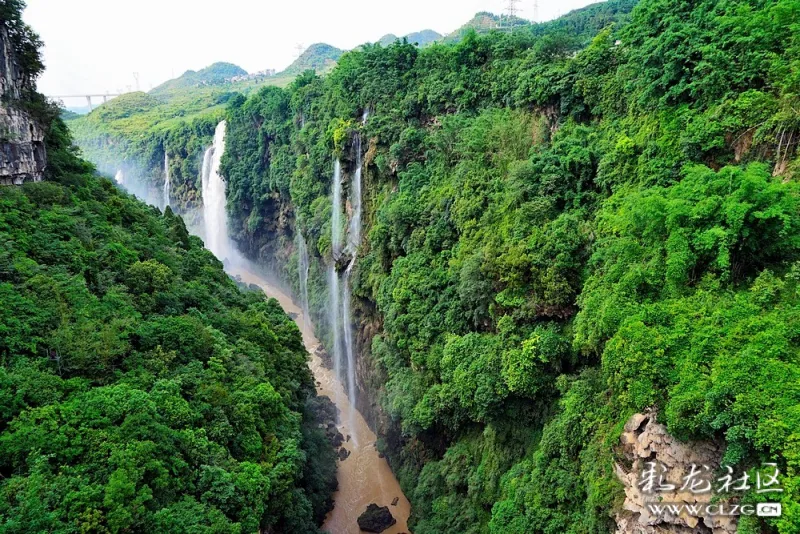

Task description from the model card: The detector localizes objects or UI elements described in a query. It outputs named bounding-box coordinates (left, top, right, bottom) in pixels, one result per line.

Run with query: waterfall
left=114, top=170, right=124, bottom=185
left=328, top=263, right=344, bottom=393
left=296, top=228, right=311, bottom=329
left=341, top=130, right=364, bottom=428
left=328, top=129, right=365, bottom=442
left=201, top=121, right=231, bottom=262
left=346, top=134, right=363, bottom=255
left=163, top=152, right=171, bottom=208
left=341, top=259, right=358, bottom=434
left=331, top=160, right=343, bottom=259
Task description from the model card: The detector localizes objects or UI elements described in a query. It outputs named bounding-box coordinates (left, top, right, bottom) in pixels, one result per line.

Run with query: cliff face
left=615, top=412, right=737, bottom=534
left=0, top=26, right=46, bottom=185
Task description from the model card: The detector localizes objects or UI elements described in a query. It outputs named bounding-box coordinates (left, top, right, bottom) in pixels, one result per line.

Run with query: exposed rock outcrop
left=0, top=27, right=46, bottom=185
left=357, top=504, right=396, bottom=533
left=615, top=412, right=737, bottom=534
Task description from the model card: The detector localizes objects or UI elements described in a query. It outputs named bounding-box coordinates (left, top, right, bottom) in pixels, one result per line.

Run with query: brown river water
left=230, top=267, right=412, bottom=534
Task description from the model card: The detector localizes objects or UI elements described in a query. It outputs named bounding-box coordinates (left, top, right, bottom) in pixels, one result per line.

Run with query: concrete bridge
left=48, top=93, right=123, bottom=111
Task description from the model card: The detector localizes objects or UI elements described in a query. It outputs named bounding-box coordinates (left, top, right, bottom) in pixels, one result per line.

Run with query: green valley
left=6, top=0, right=800, bottom=532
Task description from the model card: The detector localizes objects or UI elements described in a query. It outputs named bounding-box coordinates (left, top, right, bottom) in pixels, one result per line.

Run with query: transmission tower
left=505, top=0, right=520, bottom=31
left=133, top=72, right=140, bottom=91
left=533, top=0, right=539, bottom=22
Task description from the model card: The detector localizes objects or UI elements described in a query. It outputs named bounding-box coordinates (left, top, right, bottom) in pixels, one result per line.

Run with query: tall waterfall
left=342, top=131, right=363, bottom=425
left=331, top=160, right=343, bottom=259
left=328, top=263, right=344, bottom=398
left=114, top=170, right=124, bottom=185
left=328, top=129, right=365, bottom=442
left=201, top=121, right=231, bottom=262
left=296, top=228, right=311, bottom=329
left=163, top=153, right=171, bottom=208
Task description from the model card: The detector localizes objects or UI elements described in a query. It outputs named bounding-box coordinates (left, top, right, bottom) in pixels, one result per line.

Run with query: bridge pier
left=86, top=95, right=93, bottom=111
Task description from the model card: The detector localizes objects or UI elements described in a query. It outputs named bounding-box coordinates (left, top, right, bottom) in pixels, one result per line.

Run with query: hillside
left=442, top=11, right=517, bottom=42
left=279, top=43, right=344, bottom=76
left=151, top=61, right=248, bottom=94
left=217, top=0, right=800, bottom=532
left=0, top=2, right=337, bottom=532
left=378, top=29, right=442, bottom=47
left=443, top=0, right=639, bottom=44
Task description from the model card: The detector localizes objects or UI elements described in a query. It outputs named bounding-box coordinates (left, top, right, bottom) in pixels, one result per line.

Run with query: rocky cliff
left=615, top=412, right=737, bottom=534
left=0, top=26, right=45, bottom=185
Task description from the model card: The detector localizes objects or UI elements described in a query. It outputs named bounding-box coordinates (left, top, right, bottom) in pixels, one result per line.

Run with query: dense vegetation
left=214, top=0, right=800, bottom=532
left=65, top=0, right=800, bottom=532
left=0, top=4, right=336, bottom=531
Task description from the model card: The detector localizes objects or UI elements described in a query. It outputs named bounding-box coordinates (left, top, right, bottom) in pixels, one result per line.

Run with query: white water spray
left=201, top=121, right=232, bottom=262
left=328, top=263, right=343, bottom=395
left=342, top=131, right=364, bottom=432
left=163, top=152, right=171, bottom=208
left=297, top=228, right=311, bottom=329
left=331, top=160, right=343, bottom=260
left=328, top=130, right=366, bottom=443
left=114, top=170, right=124, bottom=185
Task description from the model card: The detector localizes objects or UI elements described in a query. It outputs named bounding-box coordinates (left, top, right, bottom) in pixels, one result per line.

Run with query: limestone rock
left=614, top=411, right=737, bottom=534
left=0, top=27, right=46, bottom=185
left=357, top=504, right=396, bottom=533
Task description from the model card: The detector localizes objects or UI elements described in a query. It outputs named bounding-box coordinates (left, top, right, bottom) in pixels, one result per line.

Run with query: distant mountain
left=377, top=29, right=442, bottom=47
left=60, top=108, right=84, bottom=120
left=443, top=1, right=638, bottom=44
left=279, top=43, right=343, bottom=76
left=443, top=12, right=528, bottom=43
left=151, top=62, right=248, bottom=94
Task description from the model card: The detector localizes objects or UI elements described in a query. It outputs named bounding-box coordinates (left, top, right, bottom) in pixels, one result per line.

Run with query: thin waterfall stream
left=163, top=152, right=170, bottom=208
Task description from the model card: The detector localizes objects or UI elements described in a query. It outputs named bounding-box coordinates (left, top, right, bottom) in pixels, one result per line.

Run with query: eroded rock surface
left=615, top=412, right=737, bottom=534
left=0, top=27, right=46, bottom=185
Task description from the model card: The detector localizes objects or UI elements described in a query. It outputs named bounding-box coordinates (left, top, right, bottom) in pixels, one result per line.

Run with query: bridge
left=47, top=93, right=124, bottom=111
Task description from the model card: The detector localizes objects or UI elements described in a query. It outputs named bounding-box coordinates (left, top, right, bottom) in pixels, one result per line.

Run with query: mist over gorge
left=1, top=0, right=799, bottom=532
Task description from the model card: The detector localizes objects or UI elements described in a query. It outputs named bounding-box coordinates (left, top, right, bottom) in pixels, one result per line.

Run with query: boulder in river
left=338, top=447, right=351, bottom=461
left=357, top=504, right=396, bottom=533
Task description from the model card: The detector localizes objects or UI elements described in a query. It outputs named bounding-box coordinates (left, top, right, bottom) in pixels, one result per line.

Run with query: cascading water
left=331, top=160, right=343, bottom=259
left=328, top=159, right=347, bottom=415
left=341, top=130, right=364, bottom=437
left=328, top=262, right=344, bottom=398
left=201, top=121, right=232, bottom=262
left=296, top=228, right=311, bottom=330
left=114, top=170, right=124, bottom=185
left=163, top=152, right=171, bottom=208
left=328, top=127, right=365, bottom=443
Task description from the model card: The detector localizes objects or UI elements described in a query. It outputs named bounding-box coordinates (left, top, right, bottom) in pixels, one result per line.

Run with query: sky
left=25, top=0, right=600, bottom=105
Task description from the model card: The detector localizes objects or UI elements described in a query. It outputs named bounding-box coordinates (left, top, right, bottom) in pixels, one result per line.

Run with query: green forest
left=218, top=0, right=800, bottom=532
left=56, top=0, right=800, bottom=532
left=0, top=3, right=336, bottom=532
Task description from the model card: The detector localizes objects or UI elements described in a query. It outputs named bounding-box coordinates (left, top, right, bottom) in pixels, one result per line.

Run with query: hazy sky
left=25, top=0, right=599, bottom=104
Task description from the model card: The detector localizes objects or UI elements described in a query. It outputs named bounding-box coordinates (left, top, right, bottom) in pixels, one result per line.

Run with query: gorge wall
left=0, top=25, right=45, bottom=185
